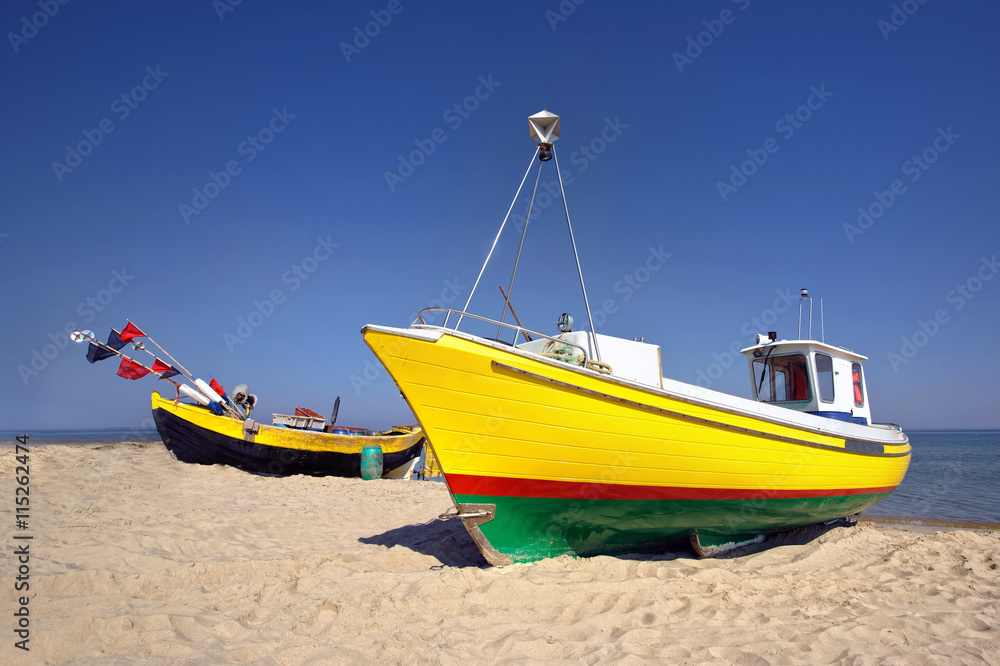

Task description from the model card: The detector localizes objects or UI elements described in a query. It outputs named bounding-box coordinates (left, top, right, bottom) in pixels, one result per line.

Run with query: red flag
left=210, top=378, right=225, bottom=395
left=120, top=322, right=145, bottom=342
left=151, top=358, right=181, bottom=379
left=116, top=357, right=151, bottom=380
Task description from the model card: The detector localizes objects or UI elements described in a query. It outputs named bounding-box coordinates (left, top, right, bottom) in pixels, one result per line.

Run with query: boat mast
left=458, top=110, right=602, bottom=362
left=497, top=159, right=543, bottom=342
left=530, top=110, right=601, bottom=361
left=452, top=150, right=538, bottom=330
left=549, top=144, right=601, bottom=362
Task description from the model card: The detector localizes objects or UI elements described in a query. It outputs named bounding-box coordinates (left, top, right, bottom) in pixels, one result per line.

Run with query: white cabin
left=740, top=336, right=872, bottom=425
left=518, top=331, right=664, bottom=388
left=514, top=316, right=873, bottom=426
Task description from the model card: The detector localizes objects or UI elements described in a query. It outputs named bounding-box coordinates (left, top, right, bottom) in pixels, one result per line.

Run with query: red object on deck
left=295, top=407, right=324, bottom=419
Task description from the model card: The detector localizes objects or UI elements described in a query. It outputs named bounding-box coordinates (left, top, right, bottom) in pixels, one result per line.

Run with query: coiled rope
left=540, top=338, right=613, bottom=375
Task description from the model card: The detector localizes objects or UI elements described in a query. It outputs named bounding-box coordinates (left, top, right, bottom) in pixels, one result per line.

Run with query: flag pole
left=145, top=335, right=196, bottom=382
left=112, top=326, right=197, bottom=384
left=143, top=334, right=244, bottom=418
left=124, top=327, right=239, bottom=416
left=84, top=327, right=243, bottom=419
left=106, top=328, right=196, bottom=386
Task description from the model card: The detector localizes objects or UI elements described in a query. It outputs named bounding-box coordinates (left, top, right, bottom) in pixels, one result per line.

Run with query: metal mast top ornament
left=528, top=110, right=560, bottom=162
left=528, top=109, right=560, bottom=142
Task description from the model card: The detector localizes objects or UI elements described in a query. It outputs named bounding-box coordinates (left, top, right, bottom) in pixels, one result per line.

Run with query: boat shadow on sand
left=359, top=519, right=490, bottom=568
left=359, top=518, right=855, bottom=568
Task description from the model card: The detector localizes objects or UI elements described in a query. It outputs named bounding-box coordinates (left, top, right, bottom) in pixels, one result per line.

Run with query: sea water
left=2, top=428, right=997, bottom=524
left=0, top=427, right=160, bottom=444
left=863, top=430, right=1000, bottom=525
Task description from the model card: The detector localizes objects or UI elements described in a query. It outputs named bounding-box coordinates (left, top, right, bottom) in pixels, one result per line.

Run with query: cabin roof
left=739, top=339, right=868, bottom=362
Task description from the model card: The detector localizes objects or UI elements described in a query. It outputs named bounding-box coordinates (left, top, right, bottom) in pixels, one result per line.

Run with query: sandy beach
left=3, top=442, right=998, bottom=664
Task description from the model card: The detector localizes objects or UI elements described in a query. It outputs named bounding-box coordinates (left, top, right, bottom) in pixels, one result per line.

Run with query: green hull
left=455, top=491, right=892, bottom=563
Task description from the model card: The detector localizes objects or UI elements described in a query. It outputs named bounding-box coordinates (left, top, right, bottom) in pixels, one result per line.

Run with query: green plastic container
left=360, top=445, right=383, bottom=480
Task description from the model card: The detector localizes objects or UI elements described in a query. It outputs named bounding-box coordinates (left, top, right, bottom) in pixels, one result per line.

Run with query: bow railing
left=413, top=307, right=589, bottom=362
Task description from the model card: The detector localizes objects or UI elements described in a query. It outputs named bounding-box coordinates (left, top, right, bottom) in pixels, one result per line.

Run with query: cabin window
left=816, top=353, right=835, bottom=403
left=753, top=354, right=811, bottom=403
left=852, top=363, right=865, bottom=407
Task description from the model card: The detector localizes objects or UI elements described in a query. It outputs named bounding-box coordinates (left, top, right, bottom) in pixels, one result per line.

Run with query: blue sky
left=2, top=1, right=998, bottom=431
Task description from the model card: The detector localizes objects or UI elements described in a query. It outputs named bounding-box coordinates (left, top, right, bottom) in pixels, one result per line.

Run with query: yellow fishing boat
left=70, top=323, right=426, bottom=479
left=151, top=391, right=424, bottom=478
left=363, top=111, right=910, bottom=564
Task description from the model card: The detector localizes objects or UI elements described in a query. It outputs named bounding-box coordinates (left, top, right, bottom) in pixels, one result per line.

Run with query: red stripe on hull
left=446, top=473, right=897, bottom=501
